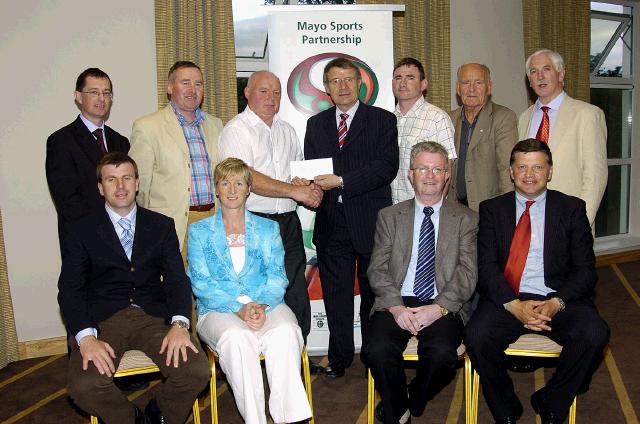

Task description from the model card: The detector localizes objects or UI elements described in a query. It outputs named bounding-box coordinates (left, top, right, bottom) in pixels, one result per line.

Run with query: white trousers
left=197, top=304, right=312, bottom=424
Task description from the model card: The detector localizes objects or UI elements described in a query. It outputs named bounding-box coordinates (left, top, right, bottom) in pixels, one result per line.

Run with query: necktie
left=503, top=200, right=535, bottom=295
left=93, top=128, right=107, bottom=155
left=535, top=106, right=550, bottom=143
left=337, top=113, right=349, bottom=148
left=414, top=206, right=436, bottom=301
left=118, top=217, right=134, bottom=259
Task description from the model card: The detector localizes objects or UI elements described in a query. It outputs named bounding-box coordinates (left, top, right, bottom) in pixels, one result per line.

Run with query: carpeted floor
left=1, top=261, right=638, bottom=423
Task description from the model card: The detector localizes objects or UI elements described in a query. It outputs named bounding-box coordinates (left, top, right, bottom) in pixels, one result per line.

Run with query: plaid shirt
left=392, top=97, right=457, bottom=204
left=172, top=104, right=214, bottom=206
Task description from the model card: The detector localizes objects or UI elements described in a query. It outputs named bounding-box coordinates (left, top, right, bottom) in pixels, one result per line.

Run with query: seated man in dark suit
left=364, top=141, right=478, bottom=424
left=464, top=139, right=610, bottom=424
left=58, top=152, right=210, bottom=424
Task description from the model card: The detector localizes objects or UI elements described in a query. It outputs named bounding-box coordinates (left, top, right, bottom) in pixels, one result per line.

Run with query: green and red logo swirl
left=287, top=52, right=379, bottom=116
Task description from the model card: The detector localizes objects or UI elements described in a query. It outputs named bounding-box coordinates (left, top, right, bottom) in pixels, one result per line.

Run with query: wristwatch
left=440, top=306, right=449, bottom=317
left=172, top=320, right=190, bottom=330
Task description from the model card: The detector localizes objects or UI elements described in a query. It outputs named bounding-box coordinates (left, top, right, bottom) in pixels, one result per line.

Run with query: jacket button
left=130, top=267, right=135, bottom=272
left=129, top=298, right=134, bottom=303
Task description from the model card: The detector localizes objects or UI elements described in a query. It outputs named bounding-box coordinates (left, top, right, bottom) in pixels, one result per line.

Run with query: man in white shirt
left=391, top=57, right=457, bottom=204
left=219, top=70, right=322, bottom=342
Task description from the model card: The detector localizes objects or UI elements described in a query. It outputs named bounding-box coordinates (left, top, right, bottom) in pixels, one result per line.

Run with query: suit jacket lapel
left=436, top=200, right=454, bottom=269
left=550, top=96, right=573, bottom=144
left=323, top=107, right=341, bottom=154
left=501, top=192, right=517, bottom=258
left=468, top=102, right=491, bottom=153
left=163, top=105, right=190, bottom=157
left=71, top=116, right=101, bottom=166
left=130, top=207, right=152, bottom=263
left=342, top=103, right=365, bottom=150
left=209, top=212, right=236, bottom=276
left=397, top=200, right=415, bottom=276
left=239, top=213, right=259, bottom=278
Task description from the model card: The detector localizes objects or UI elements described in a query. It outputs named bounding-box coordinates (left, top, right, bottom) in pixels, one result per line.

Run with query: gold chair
left=89, top=349, right=200, bottom=424
left=206, top=345, right=314, bottom=424
left=467, top=333, right=577, bottom=424
left=366, top=339, right=471, bottom=424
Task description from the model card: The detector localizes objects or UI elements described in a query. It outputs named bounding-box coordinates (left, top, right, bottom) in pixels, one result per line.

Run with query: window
left=591, top=1, right=637, bottom=244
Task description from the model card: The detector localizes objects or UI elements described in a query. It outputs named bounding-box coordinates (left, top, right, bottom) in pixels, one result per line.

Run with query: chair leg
left=191, top=398, right=200, bottom=424
left=301, top=346, right=314, bottom=424
left=464, top=354, right=472, bottom=424
left=471, top=369, right=480, bottom=424
left=208, top=350, right=218, bottom=424
left=568, top=396, right=577, bottom=424
left=367, top=369, right=375, bottom=424
left=90, top=416, right=99, bottom=424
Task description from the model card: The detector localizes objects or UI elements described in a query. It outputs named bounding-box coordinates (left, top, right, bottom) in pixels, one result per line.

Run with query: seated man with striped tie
left=464, top=139, right=610, bottom=424
left=364, top=141, right=478, bottom=424
left=57, top=152, right=210, bottom=424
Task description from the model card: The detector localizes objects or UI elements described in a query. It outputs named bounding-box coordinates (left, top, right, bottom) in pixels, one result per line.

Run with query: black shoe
left=375, top=402, right=411, bottom=423
left=531, top=389, right=566, bottom=424
left=309, top=361, right=325, bottom=375
left=144, top=399, right=167, bottom=424
left=494, top=403, right=523, bottom=424
left=506, top=356, right=542, bottom=373
left=324, top=364, right=345, bottom=378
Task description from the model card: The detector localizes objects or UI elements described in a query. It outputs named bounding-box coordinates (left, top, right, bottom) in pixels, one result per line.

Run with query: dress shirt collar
left=534, top=90, right=566, bottom=112
left=105, top=203, right=137, bottom=230
left=335, top=100, right=360, bottom=121
left=414, top=195, right=443, bottom=216
left=79, top=113, right=104, bottom=134
left=171, top=102, right=205, bottom=127
left=461, top=105, right=481, bottom=126
left=243, top=105, right=281, bottom=129
left=515, top=190, right=547, bottom=207
left=395, top=96, right=426, bottom=118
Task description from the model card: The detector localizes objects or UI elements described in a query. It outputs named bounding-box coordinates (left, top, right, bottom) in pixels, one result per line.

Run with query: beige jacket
left=129, top=105, right=223, bottom=249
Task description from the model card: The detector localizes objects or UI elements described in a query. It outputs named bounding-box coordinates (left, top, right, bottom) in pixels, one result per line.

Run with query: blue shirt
left=172, top=103, right=215, bottom=206
left=401, top=197, right=442, bottom=298
left=516, top=191, right=553, bottom=296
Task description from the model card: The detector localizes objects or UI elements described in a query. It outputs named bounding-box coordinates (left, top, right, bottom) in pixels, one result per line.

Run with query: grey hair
left=456, top=63, right=491, bottom=82
left=525, top=49, right=565, bottom=75
left=409, top=141, right=449, bottom=169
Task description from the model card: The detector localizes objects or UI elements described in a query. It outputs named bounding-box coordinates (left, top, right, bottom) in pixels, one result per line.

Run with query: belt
left=251, top=210, right=296, bottom=219
left=189, top=203, right=215, bottom=212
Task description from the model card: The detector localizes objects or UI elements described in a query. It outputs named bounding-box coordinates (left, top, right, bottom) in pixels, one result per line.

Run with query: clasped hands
left=291, top=177, right=324, bottom=208
left=237, top=302, right=267, bottom=331
left=78, top=323, right=198, bottom=376
left=389, top=304, right=442, bottom=336
left=506, top=298, right=563, bottom=331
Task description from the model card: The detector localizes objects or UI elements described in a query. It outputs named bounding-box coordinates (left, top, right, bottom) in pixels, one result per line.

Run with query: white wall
left=0, top=0, right=157, bottom=342
left=450, top=0, right=529, bottom=115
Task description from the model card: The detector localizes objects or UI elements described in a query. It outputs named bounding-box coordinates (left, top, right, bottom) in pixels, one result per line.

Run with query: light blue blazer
left=187, top=210, right=288, bottom=315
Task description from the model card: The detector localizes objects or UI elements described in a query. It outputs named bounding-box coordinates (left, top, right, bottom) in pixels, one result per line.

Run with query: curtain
left=359, top=0, right=451, bottom=111
left=154, top=0, right=238, bottom=123
left=0, top=209, right=19, bottom=369
left=522, top=0, right=591, bottom=102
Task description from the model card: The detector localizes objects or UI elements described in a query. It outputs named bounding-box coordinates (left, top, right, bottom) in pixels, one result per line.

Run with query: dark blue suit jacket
left=477, top=190, right=597, bottom=306
left=57, top=206, right=191, bottom=336
left=46, top=116, right=130, bottom=244
left=304, top=102, right=398, bottom=253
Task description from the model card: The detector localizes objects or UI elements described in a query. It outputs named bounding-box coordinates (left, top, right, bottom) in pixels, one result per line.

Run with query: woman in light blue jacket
left=188, top=158, right=311, bottom=424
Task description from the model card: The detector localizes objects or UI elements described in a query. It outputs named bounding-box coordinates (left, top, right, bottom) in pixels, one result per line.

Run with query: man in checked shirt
left=391, top=57, right=457, bottom=204
left=129, top=61, right=223, bottom=263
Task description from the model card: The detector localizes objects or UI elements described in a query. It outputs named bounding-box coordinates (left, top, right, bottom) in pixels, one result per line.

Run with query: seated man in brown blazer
left=363, top=141, right=478, bottom=424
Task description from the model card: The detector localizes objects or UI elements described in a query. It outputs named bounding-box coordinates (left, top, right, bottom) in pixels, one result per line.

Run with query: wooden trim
left=18, top=336, right=67, bottom=360
left=596, top=249, right=640, bottom=268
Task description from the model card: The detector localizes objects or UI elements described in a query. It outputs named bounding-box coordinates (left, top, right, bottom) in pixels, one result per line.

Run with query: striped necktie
left=118, top=217, right=133, bottom=259
left=414, top=206, right=436, bottom=301
left=337, top=113, right=349, bottom=148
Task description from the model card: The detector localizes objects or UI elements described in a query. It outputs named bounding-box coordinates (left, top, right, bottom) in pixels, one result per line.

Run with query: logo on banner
left=287, top=52, right=379, bottom=116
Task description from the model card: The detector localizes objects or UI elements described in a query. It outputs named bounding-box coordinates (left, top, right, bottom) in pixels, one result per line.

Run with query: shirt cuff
left=171, top=315, right=190, bottom=329
left=236, top=294, right=254, bottom=305
left=75, top=328, right=98, bottom=345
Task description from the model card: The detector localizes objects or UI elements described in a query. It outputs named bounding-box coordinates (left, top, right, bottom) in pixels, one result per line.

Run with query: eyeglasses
left=325, top=77, right=358, bottom=86
left=81, top=90, right=113, bottom=99
left=411, top=166, right=447, bottom=175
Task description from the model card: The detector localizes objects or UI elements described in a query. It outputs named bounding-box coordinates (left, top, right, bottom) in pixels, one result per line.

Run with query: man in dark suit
left=364, top=141, right=477, bottom=424
left=304, top=57, right=399, bottom=378
left=46, top=68, right=130, bottom=250
left=464, top=139, right=609, bottom=424
left=58, top=152, right=209, bottom=424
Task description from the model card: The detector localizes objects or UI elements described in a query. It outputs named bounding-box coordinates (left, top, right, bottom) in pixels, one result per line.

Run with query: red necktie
left=536, top=106, right=550, bottom=143
left=337, top=113, right=349, bottom=148
left=93, top=128, right=107, bottom=155
left=503, top=200, right=535, bottom=295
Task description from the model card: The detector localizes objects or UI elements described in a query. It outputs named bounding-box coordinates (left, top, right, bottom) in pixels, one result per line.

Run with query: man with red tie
left=46, top=68, right=130, bottom=251
left=518, top=49, right=607, bottom=227
left=464, top=139, right=609, bottom=424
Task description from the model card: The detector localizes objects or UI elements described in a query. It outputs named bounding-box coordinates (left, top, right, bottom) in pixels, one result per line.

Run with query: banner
left=267, top=4, right=403, bottom=355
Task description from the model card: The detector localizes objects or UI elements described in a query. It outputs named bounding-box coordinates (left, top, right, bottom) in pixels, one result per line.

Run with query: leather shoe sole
left=531, top=390, right=566, bottom=424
